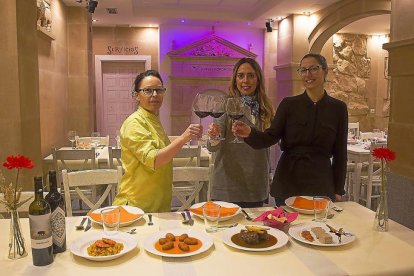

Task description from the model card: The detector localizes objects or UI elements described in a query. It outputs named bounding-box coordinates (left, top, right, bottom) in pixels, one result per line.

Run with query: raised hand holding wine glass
left=226, top=97, right=245, bottom=143
left=208, top=95, right=226, bottom=141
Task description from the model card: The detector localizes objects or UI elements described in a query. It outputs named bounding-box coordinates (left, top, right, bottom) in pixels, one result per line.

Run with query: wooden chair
left=172, top=166, right=213, bottom=212
left=52, top=148, right=96, bottom=213
left=62, top=167, right=122, bottom=216
left=107, top=146, right=122, bottom=169
left=358, top=141, right=387, bottom=210
left=172, top=146, right=205, bottom=211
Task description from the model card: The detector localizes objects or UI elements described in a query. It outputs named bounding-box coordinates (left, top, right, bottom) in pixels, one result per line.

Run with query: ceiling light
left=180, top=19, right=185, bottom=23
left=92, top=19, right=98, bottom=22
left=303, top=11, right=311, bottom=15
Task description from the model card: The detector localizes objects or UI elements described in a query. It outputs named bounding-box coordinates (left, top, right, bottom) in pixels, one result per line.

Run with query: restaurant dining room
left=1, top=0, right=414, bottom=274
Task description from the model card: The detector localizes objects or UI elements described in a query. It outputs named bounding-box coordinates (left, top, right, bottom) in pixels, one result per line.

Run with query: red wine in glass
left=194, top=111, right=212, bottom=118
left=211, top=112, right=225, bottom=118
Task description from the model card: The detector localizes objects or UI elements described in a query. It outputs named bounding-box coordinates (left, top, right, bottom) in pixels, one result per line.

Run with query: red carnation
left=3, top=155, right=34, bottom=170
left=372, top=147, right=396, bottom=162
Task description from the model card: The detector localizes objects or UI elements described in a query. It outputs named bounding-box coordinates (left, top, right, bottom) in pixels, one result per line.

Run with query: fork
left=181, top=212, right=190, bottom=224
left=241, top=209, right=253, bottom=221
left=147, top=214, right=153, bottom=226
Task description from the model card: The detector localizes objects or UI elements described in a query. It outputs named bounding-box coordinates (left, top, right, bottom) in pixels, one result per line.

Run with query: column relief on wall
left=168, top=34, right=257, bottom=134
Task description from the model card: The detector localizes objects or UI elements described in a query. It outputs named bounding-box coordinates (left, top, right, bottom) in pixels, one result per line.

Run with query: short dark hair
left=301, top=53, right=328, bottom=70
left=133, top=70, right=163, bottom=93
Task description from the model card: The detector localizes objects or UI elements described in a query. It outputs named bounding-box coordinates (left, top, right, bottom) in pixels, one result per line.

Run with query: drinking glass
left=115, top=130, right=121, bottom=148
left=226, top=97, right=245, bottom=143
left=209, top=96, right=226, bottom=141
left=68, top=130, right=77, bottom=149
left=373, top=129, right=382, bottom=140
left=101, top=207, right=120, bottom=236
left=312, top=196, right=331, bottom=222
left=192, top=93, right=212, bottom=143
left=203, top=203, right=221, bottom=233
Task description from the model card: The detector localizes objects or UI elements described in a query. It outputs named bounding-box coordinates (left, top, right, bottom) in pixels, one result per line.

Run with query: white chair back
left=172, top=165, right=212, bottom=212
left=62, top=167, right=122, bottom=216
left=173, top=146, right=201, bottom=167
left=359, top=141, right=387, bottom=209
left=348, top=122, right=360, bottom=138
left=107, top=146, right=122, bottom=169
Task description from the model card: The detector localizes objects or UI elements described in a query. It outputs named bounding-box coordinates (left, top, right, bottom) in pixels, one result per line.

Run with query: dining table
left=1, top=201, right=414, bottom=275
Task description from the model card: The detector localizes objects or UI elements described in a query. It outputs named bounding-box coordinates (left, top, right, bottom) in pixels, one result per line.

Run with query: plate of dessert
left=222, top=225, right=289, bottom=252
left=70, top=232, right=138, bottom=261
left=143, top=228, right=213, bottom=258
left=88, top=205, right=144, bottom=227
left=285, top=196, right=329, bottom=214
left=288, top=222, right=356, bottom=247
left=189, top=201, right=241, bottom=222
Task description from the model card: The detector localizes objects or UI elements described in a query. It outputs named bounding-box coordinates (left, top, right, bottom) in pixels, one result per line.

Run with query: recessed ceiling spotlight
left=180, top=19, right=185, bottom=23
left=92, top=19, right=98, bottom=22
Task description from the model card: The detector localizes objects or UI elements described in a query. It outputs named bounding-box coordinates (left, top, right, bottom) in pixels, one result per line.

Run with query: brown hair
left=229, top=58, right=275, bottom=129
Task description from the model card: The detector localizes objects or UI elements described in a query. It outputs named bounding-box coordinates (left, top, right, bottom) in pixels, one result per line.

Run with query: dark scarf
left=241, top=94, right=259, bottom=117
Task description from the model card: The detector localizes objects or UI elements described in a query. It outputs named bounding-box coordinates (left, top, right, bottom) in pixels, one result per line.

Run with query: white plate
left=89, top=205, right=144, bottom=227
left=222, top=224, right=289, bottom=252
left=285, top=196, right=321, bottom=215
left=70, top=232, right=138, bottom=261
left=143, top=228, right=213, bottom=258
left=190, top=201, right=241, bottom=222
left=288, top=222, right=356, bottom=247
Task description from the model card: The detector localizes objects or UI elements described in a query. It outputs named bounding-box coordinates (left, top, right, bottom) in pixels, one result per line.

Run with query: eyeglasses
left=236, top=72, right=256, bottom=80
left=297, top=65, right=321, bottom=76
left=137, top=87, right=166, bottom=96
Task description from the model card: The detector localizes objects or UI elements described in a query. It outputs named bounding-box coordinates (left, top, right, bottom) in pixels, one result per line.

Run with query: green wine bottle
left=29, top=176, right=54, bottom=266
left=45, top=171, right=66, bottom=253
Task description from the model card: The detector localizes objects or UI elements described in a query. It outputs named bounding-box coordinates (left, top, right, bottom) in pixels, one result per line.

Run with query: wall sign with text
left=107, top=46, right=139, bottom=55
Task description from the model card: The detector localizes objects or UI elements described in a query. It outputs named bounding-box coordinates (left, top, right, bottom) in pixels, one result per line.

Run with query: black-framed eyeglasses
left=137, top=87, right=166, bottom=96
left=297, top=65, right=321, bottom=76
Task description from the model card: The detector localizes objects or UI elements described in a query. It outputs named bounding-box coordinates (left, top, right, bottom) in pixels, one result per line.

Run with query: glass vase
left=8, top=209, right=28, bottom=259
left=373, top=189, right=389, bottom=232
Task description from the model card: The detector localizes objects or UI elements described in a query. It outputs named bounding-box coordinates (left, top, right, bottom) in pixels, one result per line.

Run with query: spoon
left=148, top=214, right=153, bottom=226
left=75, top=217, right=87, bottom=230
left=217, top=223, right=238, bottom=229
left=181, top=212, right=190, bottom=224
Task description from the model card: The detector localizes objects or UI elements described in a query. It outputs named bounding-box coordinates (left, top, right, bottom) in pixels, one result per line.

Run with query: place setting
left=70, top=206, right=139, bottom=261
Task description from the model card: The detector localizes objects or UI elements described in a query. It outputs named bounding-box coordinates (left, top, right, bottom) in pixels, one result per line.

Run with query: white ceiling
left=62, top=0, right=390, bottom=34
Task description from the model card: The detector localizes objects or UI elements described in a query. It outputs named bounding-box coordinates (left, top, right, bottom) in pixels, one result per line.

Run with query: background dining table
left=1, top=201, right=413, bottom=275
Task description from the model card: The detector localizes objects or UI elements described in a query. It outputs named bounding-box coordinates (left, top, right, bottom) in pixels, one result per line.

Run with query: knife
left=84, top=218, right=92, bottom=232
left=185, top=210, right=194, bottom=226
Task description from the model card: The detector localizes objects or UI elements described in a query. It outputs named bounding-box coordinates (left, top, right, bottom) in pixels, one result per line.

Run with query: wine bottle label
left=29, top=213, right=53, bottom=249
left=50, top=207, right=66, bottom=247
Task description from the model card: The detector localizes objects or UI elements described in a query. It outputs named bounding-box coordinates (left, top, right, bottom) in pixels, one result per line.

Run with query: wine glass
left=226, top=97, right=245, bottom=144
left=192, top=93, right=212, bottom=143
left=209, top=96, right=226, bottom=141
left=68, top=130, right=77, bottom=149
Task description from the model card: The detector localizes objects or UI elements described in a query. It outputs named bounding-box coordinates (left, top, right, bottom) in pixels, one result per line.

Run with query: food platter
left=288, top=222, right=356, bottom=247
left=221, top=225, right=289, bottom=252
left=70, top=232, right=138, bottom=261
left=88, top=205, right=144, bottom=227
left=285, top=196, right=319, bottom=214
left=143, top=228, right=213, bottom=258
left=189, top=201, right=241, bottom=222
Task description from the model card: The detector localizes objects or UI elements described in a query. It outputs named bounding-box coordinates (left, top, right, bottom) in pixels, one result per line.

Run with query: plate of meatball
left=143, top=228, right=214, bottom=257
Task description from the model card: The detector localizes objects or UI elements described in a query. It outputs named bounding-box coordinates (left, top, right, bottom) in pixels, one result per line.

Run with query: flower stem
left=13, top=169, right=20, bottom=208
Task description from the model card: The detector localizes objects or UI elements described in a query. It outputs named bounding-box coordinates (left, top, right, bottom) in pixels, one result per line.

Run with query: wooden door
left=101, top=62, right=145, bottom=144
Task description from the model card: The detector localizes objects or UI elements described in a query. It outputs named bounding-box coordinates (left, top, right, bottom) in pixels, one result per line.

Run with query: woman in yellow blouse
left=113, top=70, right=202, bottom=212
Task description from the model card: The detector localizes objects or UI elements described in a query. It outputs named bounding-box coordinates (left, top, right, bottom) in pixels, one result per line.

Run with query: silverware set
left=75, top=217, right=91, bottom=231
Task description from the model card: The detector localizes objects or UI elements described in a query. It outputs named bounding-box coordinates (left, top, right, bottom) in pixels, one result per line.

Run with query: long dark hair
left=132, top=70, right=163, bottom=95
left=229, top=58, right=275, bottom=130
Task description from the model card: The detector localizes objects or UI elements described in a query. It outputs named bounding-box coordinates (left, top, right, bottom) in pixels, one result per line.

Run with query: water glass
left=101, top=207, right=120, bottom=236
left=203, top=203, right=221, bottom=233
left=313, top=196, right=331, bottom=222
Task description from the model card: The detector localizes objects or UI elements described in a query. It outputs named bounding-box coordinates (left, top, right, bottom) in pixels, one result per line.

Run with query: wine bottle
left=29, top=176, right=54, bottom=266
left=45, top=171, right=66, bottom=253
